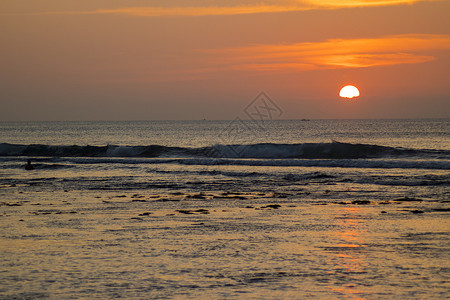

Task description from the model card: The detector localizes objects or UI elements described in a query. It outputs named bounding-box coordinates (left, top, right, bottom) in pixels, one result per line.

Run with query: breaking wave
left=1, top=141, right=448, bottom=160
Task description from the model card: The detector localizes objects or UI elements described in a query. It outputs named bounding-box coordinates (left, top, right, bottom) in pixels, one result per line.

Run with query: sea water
left=0, top=119, right=449, bottom=299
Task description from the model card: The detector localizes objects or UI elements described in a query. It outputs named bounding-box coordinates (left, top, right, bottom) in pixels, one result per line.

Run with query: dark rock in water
left=432, top=208, right=450, bottom=212
left=215, top=195, right=247, bottom=200
left=4, top=202, right=22, bottom=206
left=154, top=198, right=180, bottom=202
left=171, top=192, right=184, bottom=195
left=131, top=199, right=147, bottom=202
left=177, top=209, right=194, bottom=214
left=139, top=212, right=152, bottom=216
left=352, top=200, right=371, bottom=205
left=394, top=197, right=423, bottom=202
left=131, top=217, right=143, bottom=221
left=381, top=211, right=387, bottom=214
left=244, top=205, right=254, bottom=209
left=176, top=209, right=209, bottom=215
left=261, top=204, right=281, bottom=209
left=410, top=210, right=424, bottom=214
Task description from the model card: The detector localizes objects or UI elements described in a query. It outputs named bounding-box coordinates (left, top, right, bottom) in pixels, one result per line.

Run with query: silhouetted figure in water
left=25, top=160, right=34, bottom=170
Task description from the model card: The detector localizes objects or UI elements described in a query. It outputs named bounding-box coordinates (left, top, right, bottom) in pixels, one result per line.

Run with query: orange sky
left=1, top=0, right=449, bottom=120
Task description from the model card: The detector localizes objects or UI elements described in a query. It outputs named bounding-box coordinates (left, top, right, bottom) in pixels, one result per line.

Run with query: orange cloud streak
left=203, top=34, right=450, bottom=72
left=304, top=0, right=439, bottom=9
left=28, top=0, right=440, bottom=17
left=92, top=6, right=303, bottom=17
left=35, top=6, right=306, bottom=17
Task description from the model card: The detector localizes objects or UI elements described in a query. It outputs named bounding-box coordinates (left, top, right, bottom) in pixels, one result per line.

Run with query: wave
left=178, top=158, right=450, bottom=170
left=2, top=156, right=448, bottom=170
left=0, top=142, right=448, bottom=160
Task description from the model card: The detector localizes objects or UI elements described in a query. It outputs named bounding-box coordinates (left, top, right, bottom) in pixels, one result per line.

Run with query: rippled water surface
left=0, top=120, right=449, bottom=299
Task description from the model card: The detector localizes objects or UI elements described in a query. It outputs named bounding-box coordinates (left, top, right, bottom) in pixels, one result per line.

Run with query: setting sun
left=339, top=85, right=360, bottom=99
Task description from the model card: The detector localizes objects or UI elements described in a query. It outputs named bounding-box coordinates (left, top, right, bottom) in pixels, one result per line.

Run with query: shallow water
left=1, top=187, right=449, bottom=299
left=0, top=120, right=449, bottom=299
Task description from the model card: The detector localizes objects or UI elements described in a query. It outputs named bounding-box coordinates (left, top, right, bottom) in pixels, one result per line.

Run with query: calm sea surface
left=0, top=119, right=449, bottom=299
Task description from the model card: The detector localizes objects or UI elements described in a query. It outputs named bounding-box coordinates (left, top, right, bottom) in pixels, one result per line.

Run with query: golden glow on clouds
left=28, top=0, right=439, bottom=17
left=204, top=34, right=450, bottom=72
left=304, top=0, right=437, bottom=9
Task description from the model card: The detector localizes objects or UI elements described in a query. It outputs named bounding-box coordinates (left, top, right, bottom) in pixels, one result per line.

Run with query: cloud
left=26, top=0, right=439, bottom=17
left=303, top=0, right=437, bottom=9
left=201, top=34, right=450, bottom=72
left=78, top=6, right=305, bottom=17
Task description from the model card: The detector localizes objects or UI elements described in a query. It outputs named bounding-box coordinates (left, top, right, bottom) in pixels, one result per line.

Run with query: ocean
left=0, top=119, right=449, bottom=299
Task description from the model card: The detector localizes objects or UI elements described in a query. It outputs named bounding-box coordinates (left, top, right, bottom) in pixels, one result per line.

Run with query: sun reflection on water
left=328, top=206, right=369, bottom=298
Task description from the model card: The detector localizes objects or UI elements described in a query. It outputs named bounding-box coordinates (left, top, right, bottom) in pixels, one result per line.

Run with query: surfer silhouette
left=25, top=159, right=34, bottom=170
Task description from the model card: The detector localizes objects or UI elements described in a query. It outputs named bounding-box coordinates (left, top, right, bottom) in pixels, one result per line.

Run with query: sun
left=339, top=85, right=360, bottom=99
